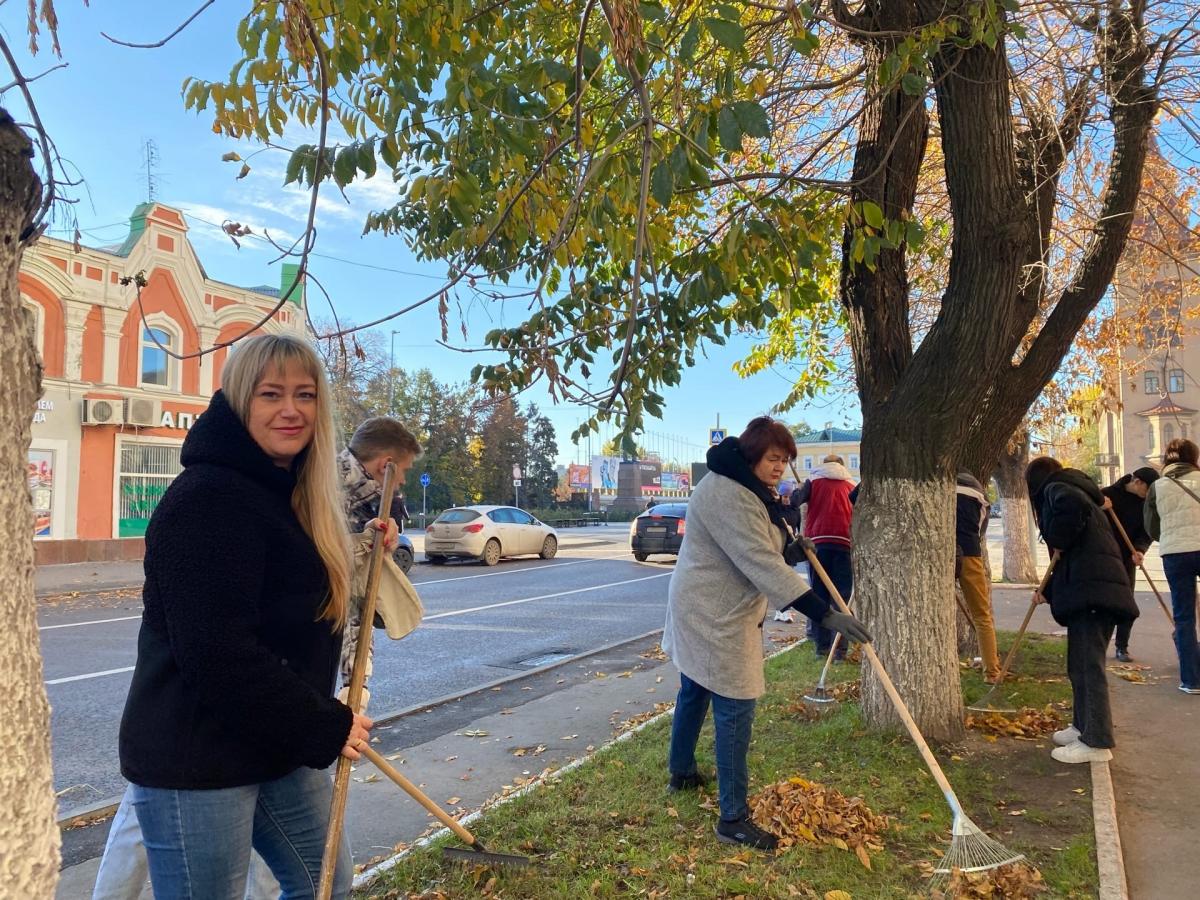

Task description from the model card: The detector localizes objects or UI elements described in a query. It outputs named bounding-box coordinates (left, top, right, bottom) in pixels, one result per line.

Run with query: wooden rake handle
left=318, top=463, right=399, bottom=900
left=357, top=743, right=479, bottom=847
left=1104, top=506, right=1173, bottom=626
left=992, top=551, right=1060, bottom=686
left=802, top=547, right=963, bottom=812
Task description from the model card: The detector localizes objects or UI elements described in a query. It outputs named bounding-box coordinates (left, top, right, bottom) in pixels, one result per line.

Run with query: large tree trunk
left=996, top=431, right=1038, bottom=583
left=0, top=109, right=58, bottom=895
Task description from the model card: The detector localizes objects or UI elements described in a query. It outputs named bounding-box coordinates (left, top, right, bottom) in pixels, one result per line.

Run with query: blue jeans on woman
left=1161, top=551, right=1200, bottom=688
left=667, top=673, right=757, bottom=821
left=130, top=766, right=351, bottom=900
left=809, top=544, right=853, bottom=657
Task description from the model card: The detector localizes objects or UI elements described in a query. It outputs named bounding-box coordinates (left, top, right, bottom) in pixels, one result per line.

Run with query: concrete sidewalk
left=992, top=582, right=1199, bottom=900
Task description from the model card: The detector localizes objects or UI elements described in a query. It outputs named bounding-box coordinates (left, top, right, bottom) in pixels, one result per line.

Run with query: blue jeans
left=93, top=786, right=280, bottom=900
left=1161, top=551, right=1200, bottom=688
left=667, top=673, right=756, bottom=821
left=130, top=767, right=351, bottom=900
left=808, top=544, right=853, bottom=657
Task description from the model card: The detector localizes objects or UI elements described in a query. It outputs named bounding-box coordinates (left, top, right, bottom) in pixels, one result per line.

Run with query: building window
left=1148, top=423, right=1157, bottom=453
left=118, top=441, right=183, bottom=537
left=1144, top=371, right=1161, bottom=394
left=140, top=325, right=176, bottom=389
left=849, top=453, right=860, bottom=471
left=1170, top=369, right=1185, bottom=393
left=1164, top=423, right=1176, bottom=446
left=803, top=455, right=814, bottom=470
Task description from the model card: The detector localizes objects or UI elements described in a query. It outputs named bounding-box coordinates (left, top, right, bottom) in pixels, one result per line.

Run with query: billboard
left=591, top=455, right=621, bottom=490
left=660, top=471, right=691, bottom=492
left=637, top=461, right=662, bottom=495
left=568, top=464, right=591, bottom=490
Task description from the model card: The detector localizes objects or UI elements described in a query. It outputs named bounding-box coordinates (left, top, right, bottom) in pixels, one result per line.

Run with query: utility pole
left=387, top=329, right=401, bottom=414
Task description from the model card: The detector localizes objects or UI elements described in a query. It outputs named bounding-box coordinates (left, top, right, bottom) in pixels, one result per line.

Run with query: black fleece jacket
left=119, top=391, right=353, bottom=789
left=1101, top=475, right=1153, bottom=565
left=1033, top=468, right=1140, bottom=627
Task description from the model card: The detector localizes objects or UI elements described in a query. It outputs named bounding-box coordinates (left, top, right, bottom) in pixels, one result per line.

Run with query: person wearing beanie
left=1100, top=466, right=1160, bottom=661
left=1026, top=456, right=1139, bottom=764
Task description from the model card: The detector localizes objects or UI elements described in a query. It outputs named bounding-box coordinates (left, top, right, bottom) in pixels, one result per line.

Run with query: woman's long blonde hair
left=221, top=333, right=352, bottom=629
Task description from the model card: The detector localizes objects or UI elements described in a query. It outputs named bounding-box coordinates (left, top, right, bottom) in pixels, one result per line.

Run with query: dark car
left=392, top=533, right=415, bottom=574
left=630, top=502, right=687, bottom=561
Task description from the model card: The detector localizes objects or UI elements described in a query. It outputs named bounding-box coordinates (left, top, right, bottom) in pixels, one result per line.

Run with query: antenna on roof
left=141, top=139, right=160, bottom=202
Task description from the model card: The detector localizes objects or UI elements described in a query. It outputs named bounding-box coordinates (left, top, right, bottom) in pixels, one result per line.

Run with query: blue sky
left=11, top=3, right=860, bottom=465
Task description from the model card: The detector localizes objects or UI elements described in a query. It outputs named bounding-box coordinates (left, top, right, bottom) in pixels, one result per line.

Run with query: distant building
left=793, top=427, right=862, bottom=477
left=24, top=203, right=306, bottom=562
left=1096, top=257, right=1199, bottom=482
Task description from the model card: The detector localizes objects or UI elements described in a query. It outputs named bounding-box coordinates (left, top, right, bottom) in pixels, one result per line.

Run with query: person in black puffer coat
left=1026, top=457, right=1139, bottom=765
left=119, top=334, right=381, bottom=899
left=1100, top=467, right=1159, bottom=661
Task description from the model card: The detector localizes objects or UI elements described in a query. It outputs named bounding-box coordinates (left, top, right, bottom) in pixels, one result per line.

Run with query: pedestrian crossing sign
left=709, top=428, right=727, bottom=445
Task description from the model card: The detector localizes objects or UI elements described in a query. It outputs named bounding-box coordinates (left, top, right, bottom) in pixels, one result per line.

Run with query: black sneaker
left=714, top=817, right=779, bottom=850
left=667, top=772, right=708, bottom=793
left=1115, top=649, right=1133, bottom=663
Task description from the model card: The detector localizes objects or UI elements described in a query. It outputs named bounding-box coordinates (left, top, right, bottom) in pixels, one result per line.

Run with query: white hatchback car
left=424, top=506, right=559, bottom=566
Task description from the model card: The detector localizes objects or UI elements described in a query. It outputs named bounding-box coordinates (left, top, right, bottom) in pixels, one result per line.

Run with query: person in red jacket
left=789, top=454, right=858, bottom=657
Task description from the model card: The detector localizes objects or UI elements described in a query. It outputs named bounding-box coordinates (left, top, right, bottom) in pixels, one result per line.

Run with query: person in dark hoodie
left=118, top=334, right=377, bottom=898
left=663, top=418, right=870, bottom=850
left=1100, top=466, right=1159, bottom=662
left=1025, top=457, right=1139, bottom=764
left=955, top=471, right=1001, bottom=681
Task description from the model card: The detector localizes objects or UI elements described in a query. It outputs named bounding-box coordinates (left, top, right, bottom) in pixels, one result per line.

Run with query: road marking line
left=46, top=666, right=134, bottom=686
left=413, top=553, right=629, bottom=586
left=423, top=572, right=670, bottom=620
left=39, top=615, right=142, bottom=631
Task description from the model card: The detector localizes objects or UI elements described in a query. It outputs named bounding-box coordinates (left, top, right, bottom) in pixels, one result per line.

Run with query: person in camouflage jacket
left=335, top=419, right=422, bottom=704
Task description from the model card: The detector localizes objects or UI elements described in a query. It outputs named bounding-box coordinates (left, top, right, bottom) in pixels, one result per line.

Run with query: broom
left=1105, top=506, right=1173, bottom=626
left=803, top=546, right=1026, bottom=882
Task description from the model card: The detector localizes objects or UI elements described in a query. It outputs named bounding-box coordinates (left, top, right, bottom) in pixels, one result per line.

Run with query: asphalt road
left=40, top=530, right=672, bottom=817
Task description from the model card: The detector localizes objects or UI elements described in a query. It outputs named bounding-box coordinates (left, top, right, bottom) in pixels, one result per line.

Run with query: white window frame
left=1169, top=368, right=1185, bottom=394
left=849, top=453, right=860, bottom=471
left=29, top=438, right=68, bottom=541
left=112, top=434, right=184, bottom=538
left=803, top=455, right=814, bottom=470
left=138, top=314, right=182, bottom=392
left=22, top=296, right=44, bottom=360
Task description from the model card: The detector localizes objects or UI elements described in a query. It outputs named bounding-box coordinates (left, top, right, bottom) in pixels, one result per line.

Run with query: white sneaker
left=1179, top=684, right=1200, bottom=695
left=773, top=610, right=796, bottom=623
left=1051, top=740, right=1112, bottom=764
left=1052, top=725, right=1080, bottom=747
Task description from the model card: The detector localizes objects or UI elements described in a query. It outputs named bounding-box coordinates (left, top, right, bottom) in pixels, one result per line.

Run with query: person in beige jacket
left=1145, top=438, right=1200, bottom=693
left=663, top=417, right=870, bottom=850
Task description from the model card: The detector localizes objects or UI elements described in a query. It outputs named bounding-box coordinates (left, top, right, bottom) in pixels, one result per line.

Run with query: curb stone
left=1091, top=759, right=1129, bottom=900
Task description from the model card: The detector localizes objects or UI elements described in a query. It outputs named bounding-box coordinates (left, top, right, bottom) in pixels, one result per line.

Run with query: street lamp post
left=387, top=329, right=401, bottom=415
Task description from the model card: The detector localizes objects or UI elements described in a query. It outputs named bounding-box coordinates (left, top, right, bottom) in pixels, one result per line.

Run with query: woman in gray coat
left=663, top=417, right=871, bottom=849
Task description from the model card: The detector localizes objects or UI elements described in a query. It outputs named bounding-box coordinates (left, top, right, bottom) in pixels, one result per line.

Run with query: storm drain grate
left=513, top=649, right=576, bottom=668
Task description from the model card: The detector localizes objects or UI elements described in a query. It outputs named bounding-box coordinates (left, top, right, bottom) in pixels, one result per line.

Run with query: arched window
left=1148, top=423, right=1157, bottom=453
left=1163, top=422, right=1176, bottom=447
left=139, top=319, right=180, bottom=390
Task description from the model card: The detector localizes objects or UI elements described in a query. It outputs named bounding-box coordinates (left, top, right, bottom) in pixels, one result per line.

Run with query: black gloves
left=783, top=535, right=816, bottom=567
left=820, top=609, right=872, bottom=644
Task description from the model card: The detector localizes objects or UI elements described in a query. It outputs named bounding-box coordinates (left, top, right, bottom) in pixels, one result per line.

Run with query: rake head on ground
left=802, top=683, right=838, bottom=709
left=929, top=811, right=1027, bottom=889
left=965, top=682, right=1019, bottom=715
left=442, top=844, right=531, bottom=868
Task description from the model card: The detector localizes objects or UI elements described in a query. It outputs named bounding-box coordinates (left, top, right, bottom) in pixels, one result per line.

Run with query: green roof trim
left=114, top=202, right=155, bottom=257
left=280, top=262, right=304, bottom=306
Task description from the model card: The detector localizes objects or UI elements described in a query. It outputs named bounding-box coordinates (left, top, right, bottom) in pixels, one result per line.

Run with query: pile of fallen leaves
left=612, top=701, right=673, bottom=734
left=750, top=777, right=888, bottom=868
left=927, top=862, right=1047, bottom=898
left=832, top=679, right=861, bottom=702
left=1108, top=662, right=1153, bottom=683
left=965, top=706, right=1061, bottom=741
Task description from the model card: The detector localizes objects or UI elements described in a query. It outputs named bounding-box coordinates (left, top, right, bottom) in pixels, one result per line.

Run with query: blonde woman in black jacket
left=119, top=334, right=372, bottom=899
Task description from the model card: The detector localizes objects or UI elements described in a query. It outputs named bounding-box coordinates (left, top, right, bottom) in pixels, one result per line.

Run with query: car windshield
left=647, top=504, right=687, bottom=518
left=436, top=509, right=481, bottom=523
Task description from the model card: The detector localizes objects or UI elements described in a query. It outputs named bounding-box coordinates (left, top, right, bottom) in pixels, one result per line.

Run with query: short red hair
left=739, top=416, right=797, bottom=465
